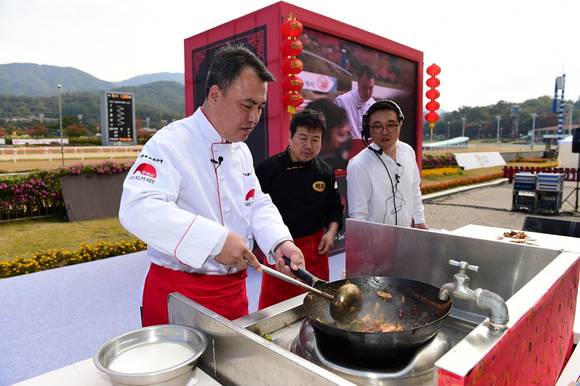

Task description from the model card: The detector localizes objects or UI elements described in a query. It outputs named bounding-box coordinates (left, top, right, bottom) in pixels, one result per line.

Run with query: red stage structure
left=184, top=1, right=424, bottom=167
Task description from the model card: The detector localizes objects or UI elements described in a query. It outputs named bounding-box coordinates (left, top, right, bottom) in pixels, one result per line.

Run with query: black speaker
left=573, top=128, right=580, bottom=153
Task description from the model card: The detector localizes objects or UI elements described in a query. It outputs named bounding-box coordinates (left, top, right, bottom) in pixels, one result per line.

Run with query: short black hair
left=357, top=64, right=375, bottom=80
left=289, top=109, right=326, bottom=138
left=205, top=45, right=275, bottom=96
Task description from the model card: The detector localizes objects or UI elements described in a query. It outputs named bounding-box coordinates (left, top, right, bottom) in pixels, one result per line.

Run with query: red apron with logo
left=141, top=263, right=248, bottom=326
left=258, top=230, right=329, bottom=309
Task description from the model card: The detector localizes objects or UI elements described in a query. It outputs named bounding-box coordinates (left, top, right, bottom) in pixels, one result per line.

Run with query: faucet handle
left=449, top=259, right=479, bottom=272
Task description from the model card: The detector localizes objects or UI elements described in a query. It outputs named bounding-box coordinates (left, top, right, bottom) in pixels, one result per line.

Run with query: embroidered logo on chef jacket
left=245, top=188, right=255, bottom=207
left=128, top=163, right=157, bottom=184
left=139, top=153, right=163, bottom=163
left=312, top=181, right=326, bottom=192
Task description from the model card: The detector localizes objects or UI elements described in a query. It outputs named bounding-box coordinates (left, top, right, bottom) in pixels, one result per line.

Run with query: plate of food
left=498, top=230, right=537, bottom=245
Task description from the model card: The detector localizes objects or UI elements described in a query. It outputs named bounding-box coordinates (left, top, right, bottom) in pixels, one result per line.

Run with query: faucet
left=439, top=259, right=509, bottom=332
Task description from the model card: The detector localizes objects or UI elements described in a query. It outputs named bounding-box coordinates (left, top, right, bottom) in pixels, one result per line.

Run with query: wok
left=294, top=268, right=452, bottom=369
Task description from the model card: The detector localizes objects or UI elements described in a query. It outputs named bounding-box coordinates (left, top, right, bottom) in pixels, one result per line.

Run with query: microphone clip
left=211, top=156, right=224, bottom=169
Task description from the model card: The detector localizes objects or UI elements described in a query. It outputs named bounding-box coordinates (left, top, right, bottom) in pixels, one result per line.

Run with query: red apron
left=258, top=230, right=329, bottom=309
left=141, top=263, right=248, bottom=327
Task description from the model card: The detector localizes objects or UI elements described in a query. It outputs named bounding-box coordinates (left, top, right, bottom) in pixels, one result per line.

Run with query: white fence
left=12, top=138, right=70, bottom=145
left=0, top=145, right=142, bottom=162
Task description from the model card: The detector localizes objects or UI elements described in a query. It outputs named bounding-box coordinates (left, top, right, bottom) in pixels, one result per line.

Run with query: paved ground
left=424, top=180, right=580, bottom=231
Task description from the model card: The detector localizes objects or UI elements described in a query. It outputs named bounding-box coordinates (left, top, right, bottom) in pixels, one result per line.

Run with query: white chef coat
left=335, top=89, right=375, bottom=139
left=119, top=108, right=291, bottom=275
left=346, top=141, right=425, bottom=227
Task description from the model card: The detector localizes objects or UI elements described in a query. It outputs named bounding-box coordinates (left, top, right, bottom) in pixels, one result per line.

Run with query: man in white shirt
left=347, top=100, right=428, bottom=229
left=334, top=65, right=376, bottom=139
left=119, top=45, right=305, bottom=325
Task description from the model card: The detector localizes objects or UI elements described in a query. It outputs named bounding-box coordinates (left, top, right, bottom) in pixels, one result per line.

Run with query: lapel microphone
left=210, top=156, right=224, bottom=168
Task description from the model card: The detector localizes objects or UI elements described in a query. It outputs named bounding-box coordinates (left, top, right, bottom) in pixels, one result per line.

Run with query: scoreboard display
left=101, top=92, right=136, bottom=145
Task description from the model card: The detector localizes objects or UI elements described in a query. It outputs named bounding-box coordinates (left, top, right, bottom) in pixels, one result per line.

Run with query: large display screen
left=299, top=27, right=418, bottom=170
left=191, top=26, right=269, bottom=164
left=102, top=92, right=136, bottom=145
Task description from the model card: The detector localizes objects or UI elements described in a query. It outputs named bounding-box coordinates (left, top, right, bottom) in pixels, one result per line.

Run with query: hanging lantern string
left=425, top=63, right=441, bottom=130
left=281, top=14, right=304, bottom=114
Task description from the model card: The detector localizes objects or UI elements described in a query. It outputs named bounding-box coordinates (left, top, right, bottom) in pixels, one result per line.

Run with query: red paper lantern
left=282, top=75, right=304, bottom=92
left=282, top=57, right=304, bottom=75
left=426, top=64, right=441, bottom=76
left=425, top=111, right=439, bottom=123
left=426, top=77, right=440, bottom=88
left=281, top=18, right=303, bottom=38
left=426, top=89, right=440, bottom=100
left=281, top=39, right=303, bottom=57
left=282, top=91, right=304, bottom=114
left=425, top=100, right=440, bottom=112
left=283, top=91, right=304, bottom=106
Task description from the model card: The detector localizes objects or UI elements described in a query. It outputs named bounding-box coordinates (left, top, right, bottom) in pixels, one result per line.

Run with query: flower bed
left=0, top=172, right=63, bottom=219
left=422, top=153, right=458, bottom=169
left=509, top=160, right=559, bottom=168
left=513, top=157, right=556, bottom=164
left=421, top=167, right=462, bottom=178
left=421, top=172, right=503, bottom=195
left=0, top=239, right=146, bottom=279
left=0, top=161, right=133, bottom=220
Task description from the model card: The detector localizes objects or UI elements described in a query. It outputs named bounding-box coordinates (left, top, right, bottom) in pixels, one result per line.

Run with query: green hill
left=0, top=63, right=185, bottom=97
left=0, top=81, right=184, bottom=126
left=0, top=63, right=112, bottom=96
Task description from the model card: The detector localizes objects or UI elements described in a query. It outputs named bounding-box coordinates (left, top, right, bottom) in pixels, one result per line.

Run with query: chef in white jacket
left=119, top=45, right=304, bottom=326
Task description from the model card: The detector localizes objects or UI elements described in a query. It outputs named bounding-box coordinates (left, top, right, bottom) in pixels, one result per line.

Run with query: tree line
left=430, top=96, right=579, bottom=139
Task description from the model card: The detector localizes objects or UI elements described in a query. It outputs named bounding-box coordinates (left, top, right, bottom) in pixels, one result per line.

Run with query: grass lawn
left=0, top=217, right=136, bottom=261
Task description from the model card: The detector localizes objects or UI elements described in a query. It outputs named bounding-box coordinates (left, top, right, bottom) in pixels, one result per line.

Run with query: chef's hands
left=414, top=223, right=429, bottom=230
left=318, top=222, right=339, bottom=255
left=214, top=231, right=261, bottom=271
left=274, top=240, right=304, bottom=275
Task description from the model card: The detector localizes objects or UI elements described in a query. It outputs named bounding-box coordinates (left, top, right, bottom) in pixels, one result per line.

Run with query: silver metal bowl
left=93, top=324, right=208, bottom=386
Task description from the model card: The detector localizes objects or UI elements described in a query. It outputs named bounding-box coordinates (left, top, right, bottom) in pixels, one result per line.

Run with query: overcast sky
left=0, top=0, right=578, bottom=110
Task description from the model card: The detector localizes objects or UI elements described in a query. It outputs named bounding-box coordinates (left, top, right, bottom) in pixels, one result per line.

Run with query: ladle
left=258, top=257, right=363, bottom=323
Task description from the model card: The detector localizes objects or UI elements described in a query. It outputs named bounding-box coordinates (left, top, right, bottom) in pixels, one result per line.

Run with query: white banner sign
left=454, top=152, right=506, bottom=170
left=300, top=71, right=337, bottom=93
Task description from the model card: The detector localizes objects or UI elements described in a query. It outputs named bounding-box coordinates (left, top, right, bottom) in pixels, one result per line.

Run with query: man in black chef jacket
left=256, top=109, right=344, bottom=308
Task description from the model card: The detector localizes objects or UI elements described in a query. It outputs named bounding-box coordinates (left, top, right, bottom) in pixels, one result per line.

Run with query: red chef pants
left=141, top=263, right=248, bottom=327
left=258, top=230, right=329, bottom=309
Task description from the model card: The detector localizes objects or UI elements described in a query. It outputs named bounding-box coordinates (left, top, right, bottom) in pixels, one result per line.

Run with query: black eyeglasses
left=370, top=122, right=400, bottom=134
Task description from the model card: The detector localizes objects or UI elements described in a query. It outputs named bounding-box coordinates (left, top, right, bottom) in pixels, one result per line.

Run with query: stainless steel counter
left=450, top=224, right=580, bottom=344
left=163, top=220, right=578, bottom=385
